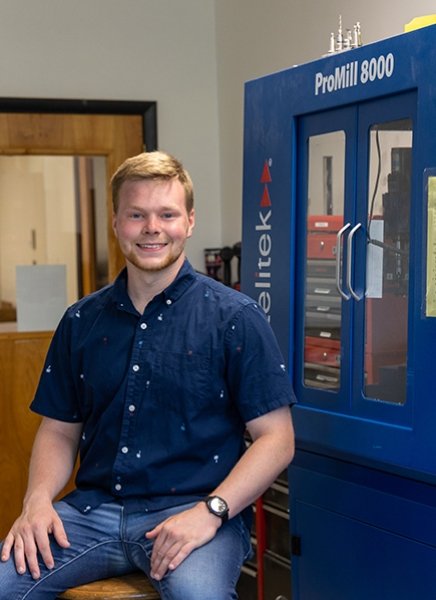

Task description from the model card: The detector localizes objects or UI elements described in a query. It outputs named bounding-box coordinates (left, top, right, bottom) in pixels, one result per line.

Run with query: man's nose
left=142, top=215, right=160, bottom=233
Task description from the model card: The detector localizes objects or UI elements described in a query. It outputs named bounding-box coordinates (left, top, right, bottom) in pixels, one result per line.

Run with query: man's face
left=112, top=178, right=195, bottom=275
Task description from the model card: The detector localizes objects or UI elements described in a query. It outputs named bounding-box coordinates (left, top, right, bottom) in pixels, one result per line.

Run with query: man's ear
left=187, top=208, right=195, bottom=238
left=112, top=212, right=118, bottom=238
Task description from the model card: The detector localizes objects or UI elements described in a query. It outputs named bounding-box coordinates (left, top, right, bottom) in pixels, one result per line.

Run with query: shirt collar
left=112, top=259, right=197, bottom=310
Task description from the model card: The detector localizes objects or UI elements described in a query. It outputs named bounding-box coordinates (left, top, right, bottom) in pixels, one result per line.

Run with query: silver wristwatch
left=203, top=495, right=229, bottom=522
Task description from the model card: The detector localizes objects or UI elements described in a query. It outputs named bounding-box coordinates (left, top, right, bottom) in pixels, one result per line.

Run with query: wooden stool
left=57, top=571, right=160, bottom=599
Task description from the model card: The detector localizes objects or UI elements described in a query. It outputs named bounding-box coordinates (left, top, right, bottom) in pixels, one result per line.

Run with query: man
left=0, top=151, right=295, bottom=599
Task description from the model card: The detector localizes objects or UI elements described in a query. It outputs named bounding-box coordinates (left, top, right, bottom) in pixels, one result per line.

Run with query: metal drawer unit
left=304, top=216, right=342, bottom=390
left=262, top=478, right=292, bottom=600
left=237, top=564, right=258, bottom=600
left=236, top=530, right=259, bottom=600
left=236, top=437, right=262, bottom=599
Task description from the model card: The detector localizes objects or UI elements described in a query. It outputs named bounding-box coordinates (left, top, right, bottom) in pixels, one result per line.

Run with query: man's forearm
left=210, top=406, right=295, bottom=519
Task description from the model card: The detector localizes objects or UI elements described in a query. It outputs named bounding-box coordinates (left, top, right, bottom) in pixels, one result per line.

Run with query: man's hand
left=0, top=497, right=70, bottom=580
left=145, top=502, right=221, bottom=581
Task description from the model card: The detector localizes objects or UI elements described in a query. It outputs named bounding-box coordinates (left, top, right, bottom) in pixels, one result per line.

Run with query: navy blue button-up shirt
left=31, top=260, right=295, bottom=515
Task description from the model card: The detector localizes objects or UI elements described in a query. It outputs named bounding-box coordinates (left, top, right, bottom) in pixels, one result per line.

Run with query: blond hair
left=111, top=151, right=194, bottom=213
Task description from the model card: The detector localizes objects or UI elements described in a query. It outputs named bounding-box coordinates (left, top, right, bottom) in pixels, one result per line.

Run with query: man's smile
left=137, top=242, right=168, bottom=249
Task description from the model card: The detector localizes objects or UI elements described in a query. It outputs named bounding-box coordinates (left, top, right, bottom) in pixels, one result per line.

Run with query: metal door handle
left=335, top=222, right=351, bottom=300
left=346, top=222, right=362, bottom=301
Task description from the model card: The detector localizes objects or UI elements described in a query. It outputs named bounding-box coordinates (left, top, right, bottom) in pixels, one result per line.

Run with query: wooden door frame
left=0, top=97, right=157, bottom=152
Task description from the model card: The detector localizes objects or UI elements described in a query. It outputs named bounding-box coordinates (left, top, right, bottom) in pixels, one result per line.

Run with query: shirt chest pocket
left=149, top=350, right=219, bottom=416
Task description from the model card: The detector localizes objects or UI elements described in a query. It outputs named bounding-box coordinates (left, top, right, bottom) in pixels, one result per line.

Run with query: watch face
left=209, top=496, right=227, bottom=514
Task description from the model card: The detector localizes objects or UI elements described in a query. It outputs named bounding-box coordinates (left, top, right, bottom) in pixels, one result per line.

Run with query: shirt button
left=115, top=483, right=122, bottom=491
left=128, top=404, right=136, bottom=413
left=121, top=446, right=129, bottom=454
left=140, top=323, right=147, bottom=330
left=166, top=299, right=172, bottom=305
left=132, top=364, right=140, bottom=372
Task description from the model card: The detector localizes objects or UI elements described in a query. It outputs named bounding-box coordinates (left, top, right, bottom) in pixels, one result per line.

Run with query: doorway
left=0, top=98, right=157, bottom=537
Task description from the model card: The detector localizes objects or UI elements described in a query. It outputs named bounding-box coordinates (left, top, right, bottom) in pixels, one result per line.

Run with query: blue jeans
left=0, top=501, right=251, bottom=600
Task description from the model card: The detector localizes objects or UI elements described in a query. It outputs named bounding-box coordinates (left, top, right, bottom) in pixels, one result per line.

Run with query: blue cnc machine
left=242, top=24, right=436, bottom=599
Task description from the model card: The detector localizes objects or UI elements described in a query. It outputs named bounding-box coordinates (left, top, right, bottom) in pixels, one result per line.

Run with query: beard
left=124, top=245, right=184, bottom=273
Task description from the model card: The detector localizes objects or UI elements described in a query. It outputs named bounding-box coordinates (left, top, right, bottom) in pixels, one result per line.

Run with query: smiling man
left=0, top=151, right=296, bottom=600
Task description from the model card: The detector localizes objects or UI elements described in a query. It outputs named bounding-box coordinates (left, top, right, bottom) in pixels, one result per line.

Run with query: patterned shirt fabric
left=31, top=260, right=296, bottom=516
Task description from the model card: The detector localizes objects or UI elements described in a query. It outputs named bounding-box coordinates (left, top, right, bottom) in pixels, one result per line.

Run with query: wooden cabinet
left=0, top=331, right=51, bottom=538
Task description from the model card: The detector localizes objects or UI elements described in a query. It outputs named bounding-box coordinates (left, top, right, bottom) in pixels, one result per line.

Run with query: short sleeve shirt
left=31, top=260, right=296, bottom=514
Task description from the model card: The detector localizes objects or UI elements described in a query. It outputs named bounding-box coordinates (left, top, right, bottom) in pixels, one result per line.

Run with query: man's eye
left=130, top=213, right=142, bottom=219
left=162, top=213, right=174, bottom=219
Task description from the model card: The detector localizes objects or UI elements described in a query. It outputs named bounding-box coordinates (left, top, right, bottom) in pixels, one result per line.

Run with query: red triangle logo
left=260, top=185, right=271, bottom=207
left=260, top=161, right=272, bottom=183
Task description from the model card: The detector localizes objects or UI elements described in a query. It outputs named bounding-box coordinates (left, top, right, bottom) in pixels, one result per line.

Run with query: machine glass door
left=303, top=131, right=346, bottom=391
left=363, top=118, right=412, bottom=405
left=296, top=105, right=357, bottom=409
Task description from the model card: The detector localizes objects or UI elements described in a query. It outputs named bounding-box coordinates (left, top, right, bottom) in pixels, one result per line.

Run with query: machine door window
left=304, top=131, right=346, bottom=391
left=296, top=106, right=356, bottom=410
left=363, top=119, right=412, bottom=405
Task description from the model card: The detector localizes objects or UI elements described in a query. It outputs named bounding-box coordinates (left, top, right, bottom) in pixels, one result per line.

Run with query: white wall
left=215, top=0, right=436, bottom=246
left=0, top=0, right=221, bottom=273
left=1, top=0, right=435, bottom=273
